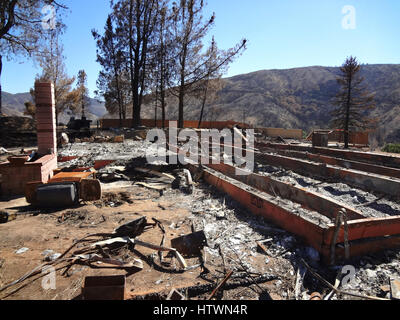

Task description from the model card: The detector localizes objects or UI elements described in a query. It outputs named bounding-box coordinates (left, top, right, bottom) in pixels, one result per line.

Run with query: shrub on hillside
left=382, top=144, right=400, bottom=154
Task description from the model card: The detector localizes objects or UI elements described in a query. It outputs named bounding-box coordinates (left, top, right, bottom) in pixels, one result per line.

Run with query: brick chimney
left=35, top=82, right=57, bottom=155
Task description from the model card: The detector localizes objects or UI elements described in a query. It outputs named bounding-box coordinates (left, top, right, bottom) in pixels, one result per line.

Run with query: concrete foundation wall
left=307, top=130, right=370, bottom=146
left=256, top=128, right=303, bottom=140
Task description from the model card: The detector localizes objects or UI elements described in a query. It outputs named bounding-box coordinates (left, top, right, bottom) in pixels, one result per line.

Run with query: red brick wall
left=0, top=154, right=57, bottom=195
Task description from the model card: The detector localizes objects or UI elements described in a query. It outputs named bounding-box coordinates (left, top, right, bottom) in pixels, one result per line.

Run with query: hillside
left=3, top=64, right=400, bottom=145
left=1, top=92, right=107, bottom=124
left=141, top=64, right=400, bottom=145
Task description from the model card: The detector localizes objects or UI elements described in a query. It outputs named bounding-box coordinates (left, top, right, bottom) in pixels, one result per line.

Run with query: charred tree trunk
left=344, top=74, right=352, bottom=149
left=178, top=84, right=185, bottom=129
left=161, top=90, right=166, bottom=129
left=198, top=83, right=208, bottom=129
left=0, top=54, right=2, bottom=117
left=154, top=86, right=158, bottom=127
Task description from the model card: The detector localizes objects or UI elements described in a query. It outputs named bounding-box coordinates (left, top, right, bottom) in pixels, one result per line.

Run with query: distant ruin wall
left=256, top=128, right=303, bottom=140
left=307, top=130, right=369, bottom=146
left=100, top=119, right=305, bottom=140
left=100, top=119, right=251, bottom=130
left=347, top=132, right=370, bottom=146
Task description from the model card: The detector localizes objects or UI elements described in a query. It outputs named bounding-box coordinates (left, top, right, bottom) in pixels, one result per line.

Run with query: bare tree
left=170, top=0, right=246, bottom=128
left=191, top=37, right=225, bottom=128
left=332, top=56, right=376, bottom=148
left=151, top=2, right=174, bottom=129
left=34, top=28, right=75, bottom=125
left=95, top=69, right=131, bottom=121
left=0, top=0, right=67, bottom=116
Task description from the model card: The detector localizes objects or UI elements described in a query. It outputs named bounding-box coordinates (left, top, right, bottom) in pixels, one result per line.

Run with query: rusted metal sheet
left=207, top=162, right=364, bottom=220
left=256, top=128, right=303, bottom=140
left=93, top=160, right=116, bottom=170
left=82, top=275, right=126, bottom=300
left=258, top=142, right=400, bottom=169
left=191, top=165, right=327, bottom=252
left=312, top=133, right=329, bottom=148
left=307, top=130, right=369, bottom=146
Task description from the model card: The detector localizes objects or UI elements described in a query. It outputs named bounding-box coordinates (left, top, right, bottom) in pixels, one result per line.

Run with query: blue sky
left=2, top=0, right=400, bottom=97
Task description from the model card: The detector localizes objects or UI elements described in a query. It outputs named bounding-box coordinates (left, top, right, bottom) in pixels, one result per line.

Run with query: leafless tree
left=0, top=0, right=67, bottom=116
left=34, top=28, right=75, bottom=125
left=169, top=0, right=246, bottom=128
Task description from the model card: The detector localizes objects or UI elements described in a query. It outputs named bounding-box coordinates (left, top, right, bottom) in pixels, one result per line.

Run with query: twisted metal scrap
left=330, top=209, right=350, bottom=265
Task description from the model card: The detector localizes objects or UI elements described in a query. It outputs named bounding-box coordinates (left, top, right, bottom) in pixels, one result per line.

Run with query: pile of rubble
left=166, top=183, right=400, bottom=300
left=2, top=135, right=400, bottom=301
left=59, top=140, right=154, bottom=164
left=73, top=135, right=125, bottom=144
left=58, top=139, right=400, bottom=300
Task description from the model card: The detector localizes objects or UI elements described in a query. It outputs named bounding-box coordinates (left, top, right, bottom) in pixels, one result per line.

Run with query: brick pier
left=0, top=82, right=58, bottom=195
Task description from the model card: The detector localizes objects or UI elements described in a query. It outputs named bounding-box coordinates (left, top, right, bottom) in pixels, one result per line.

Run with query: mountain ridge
left=3, top=64, right=400, bottom=145
left=143, top=63, right=400, bottom=145
left=1, top=92, right=107, bottom=124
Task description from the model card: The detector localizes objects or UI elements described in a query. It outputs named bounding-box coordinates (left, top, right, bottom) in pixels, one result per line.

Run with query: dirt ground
left=1, top=137, right=400, bottom=301
left=0, top=184, right=280, bottom=301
